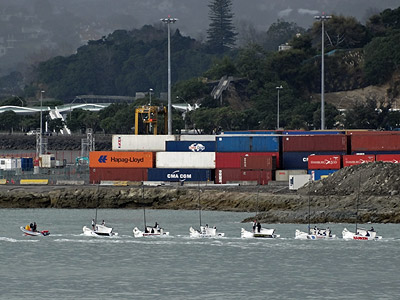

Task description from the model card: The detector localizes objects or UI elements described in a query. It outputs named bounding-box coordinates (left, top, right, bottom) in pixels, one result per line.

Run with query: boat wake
left=0, top=237, right=39, bottom=243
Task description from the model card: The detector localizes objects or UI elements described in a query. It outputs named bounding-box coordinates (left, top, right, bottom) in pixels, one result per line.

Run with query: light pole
left=276, top=86, right=283, bottom=129
left=314, top=13, right=332, bottom=130
left=12, top=95, right=24, bottom=106
left=39, top=90, right=45, bottom=155
left=149, top=88, right=153, bottom=106
left=161, top=16, right=178, bottom=135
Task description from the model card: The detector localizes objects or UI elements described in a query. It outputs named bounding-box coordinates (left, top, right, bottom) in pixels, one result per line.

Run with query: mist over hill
left=0, top=0, right=398, bottom=75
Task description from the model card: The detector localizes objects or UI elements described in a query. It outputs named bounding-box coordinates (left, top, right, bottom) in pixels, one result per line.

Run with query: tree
left=207, top=0, right=237, bottom=53
left=263, top=19, right=305, bottom=51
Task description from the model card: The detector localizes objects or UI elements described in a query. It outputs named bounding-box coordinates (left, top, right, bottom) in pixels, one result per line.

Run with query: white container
left=112, top=135, right=177, bottom=151
left=40, top=154, right=55, bottom=168
left=275, top=169, right=307, bottom=182
left=289, top=174, right=311, bottom=190
left=156, top=152, right=216, bottom=169
left=179, top=135, right=216, bottom=141
left=0, top=158, right=16, bottom=170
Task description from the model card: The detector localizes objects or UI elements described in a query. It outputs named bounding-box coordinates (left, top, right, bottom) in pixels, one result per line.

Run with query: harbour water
left=1, top=208, right=399, bottom=299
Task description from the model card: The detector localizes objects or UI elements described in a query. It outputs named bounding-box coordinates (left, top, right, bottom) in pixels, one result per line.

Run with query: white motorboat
left=189, top=226, right=225, bottom=238
left=342, top=227, right=382, bottom=241
left=295, top=227, right=336, bottom=240
left=20, top=226, right=50, bottom=236
left=82, top=224, right=118, bottom=237
left=133, top=226, right=169, bottom=237
left=241, top=227, right=279, bottom=238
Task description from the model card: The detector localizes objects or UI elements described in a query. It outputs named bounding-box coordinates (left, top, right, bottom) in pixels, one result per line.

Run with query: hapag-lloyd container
left=89, top=151, right=154, bottom=168
left=351, top=134, right=400, bottom=152
left=307, top=155, right=341, bottom=170
left=216, top=135, right=279, bottom=152
left=148, top=168, right=214, bottom=182
left=215, top=168, right=272, bottom=185
left=156, top=152, right=215, bottom=169
left=216, top=152, right=279, bottom=169
left=282, top=151, right=345, bottom=170
left=342, top=154, right=375, bottom=167
left=112, top=135, right=177, bottom=151
left=240, top=155, right=276, bottom=170
left=89, top=168, right=148, bottom=184
left=375, top=154, right=400, bottom=163
left=308, top=169, right=338, bottom=181
left=282, top=135, right=347, bottom=152
left=166, top=141, right=216, bottom=152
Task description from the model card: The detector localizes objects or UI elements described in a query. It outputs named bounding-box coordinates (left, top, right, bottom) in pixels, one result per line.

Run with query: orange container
left=89, top=151, right=154, bottom=168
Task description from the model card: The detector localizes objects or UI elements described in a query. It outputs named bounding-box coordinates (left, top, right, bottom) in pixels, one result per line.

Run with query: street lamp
left=314, top=13, right=332, bottom=130
left=161, top=16, right=178, bottom=135
left=12, top=95, right=24, bottom=106
left=149, top=88, right=153, bottom=106
left=276, top=86, right=283, bottom=129
left=39, top=90, right=45, bottom=155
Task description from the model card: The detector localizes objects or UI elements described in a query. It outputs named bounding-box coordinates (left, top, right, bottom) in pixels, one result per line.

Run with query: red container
left=215, top=169, right=272, bottom=185
left=240, top=170, right=272, bottom=185
left=240, top=155, right=275, bottom=170
left=216, top=152, right=279, bottom=169
left=343, top=155, right=375, bottom=167
left=376, top=154, right=400, bottom=163
left=351, top=134, right=400, bottom=152
left=307, top=155, right=341, bottom=170
left=283, top=135, right=347, bottom=152
left=215, top=168, right=241, bottom=184
left=89, top=168, right=148, bottom=184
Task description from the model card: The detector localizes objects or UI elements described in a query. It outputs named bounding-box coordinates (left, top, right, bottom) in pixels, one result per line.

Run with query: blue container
left=283, top=151, right=346, bottom=170
left=21, top=157, right=33, bottom=171
left=216, top=136, right=279, bottom=152
left=282, top=131, right=345, bottom=135
left=166, top=141, right=216, bottom=152
left=308, top=169, right=338, bottom=180
left=148, top=168, right=214, bottom=182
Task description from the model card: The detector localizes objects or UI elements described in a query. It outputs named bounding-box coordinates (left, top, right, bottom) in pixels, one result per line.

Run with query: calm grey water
left=1, top=209, right=399, bottom=300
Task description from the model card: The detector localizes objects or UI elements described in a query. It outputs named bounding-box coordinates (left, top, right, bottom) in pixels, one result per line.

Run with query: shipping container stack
left=215, top=135, right=278, bottom=185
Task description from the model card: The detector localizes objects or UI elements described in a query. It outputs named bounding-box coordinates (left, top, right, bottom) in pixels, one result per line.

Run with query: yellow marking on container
left=320, top=175, right=329, bottom=180
left=0, top=179, right=7, bottom=185
left=20, top=179, right=49, bottom=185
left=113, top=181, right=128, bottom=186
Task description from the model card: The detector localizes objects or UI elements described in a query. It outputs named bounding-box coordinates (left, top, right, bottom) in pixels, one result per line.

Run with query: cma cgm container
left=216, top=152, right=279, bottom=169
left=156, top=152, right=215, bottom=169
left=240, top=155, right=276, bottom=170
left=215, top=169, right=272, bottom=185
left=282, top=135, right=347, bottom=152
left=376, top=154, right=400, bottom=163
left=89, top=168, right=148, bottom=184
left=89, top=151, right=154, bottom=168
left=343, top=154, right=375, bottom=167
left=308, top=155, right=341, bottom=170
left=282, top=151, right=345, bottom=170
left=308, top=169, right=338, bottom=181
left=112, top=135, right=177, bottom=151
left=351, top=134, right=400, bottom=152
left=148, top=168, right=214, bottom=182
left=166, top=141, right=216, bottom=152
left=216, top=136, right=279, bottom=152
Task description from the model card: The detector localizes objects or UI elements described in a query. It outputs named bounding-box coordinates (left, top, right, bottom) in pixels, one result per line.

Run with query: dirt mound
left=299, top=162, right=400, bottom=197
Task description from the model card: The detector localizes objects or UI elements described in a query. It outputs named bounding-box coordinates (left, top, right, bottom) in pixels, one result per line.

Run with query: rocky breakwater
left=1, top=162, right=400, bottom=223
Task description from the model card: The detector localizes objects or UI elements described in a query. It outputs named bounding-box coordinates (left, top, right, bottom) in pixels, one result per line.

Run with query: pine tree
left=207, top=0, right=237, bottom=53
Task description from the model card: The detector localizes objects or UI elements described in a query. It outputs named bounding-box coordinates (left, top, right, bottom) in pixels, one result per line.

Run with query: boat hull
left=342, top=228, right=381, bottom=240
left=82, top=225, right=118, bottom=237
left=133, top=227, right=169, bottom=237
left=20, top=226, right=50, bottom=236
left=241, top=228, right=279, bottom=238
left=189, top=226, right=225, bottom=238
left=295, top=229, right=336, bottom=240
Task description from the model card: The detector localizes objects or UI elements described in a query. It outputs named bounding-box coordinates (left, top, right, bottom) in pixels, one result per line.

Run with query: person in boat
left=91, top=219, right=95, bottom=230
left=252, top=220, right=257, bottom=233
left=154, top=222, right=159, bottom=230
left=30, top=223, right=34, bottom=231
left=370, top=226, right=375, bottom=232
left=366, top=231, right=370, bottom=237
left=326, top=227, right=331, bottom=237
left=257, top=222, right=261, bottom=233
left=32, top=222, right=37, bottom=232
left=101, top=220, right=105, bottom=226
left=25, top=224, right=31, bottom=231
